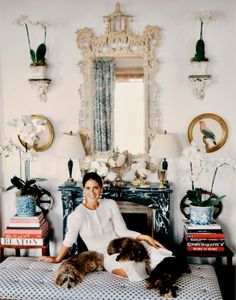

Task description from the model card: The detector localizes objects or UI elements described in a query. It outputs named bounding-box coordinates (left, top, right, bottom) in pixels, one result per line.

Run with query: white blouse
left=63, top=199, right=139, bottom=254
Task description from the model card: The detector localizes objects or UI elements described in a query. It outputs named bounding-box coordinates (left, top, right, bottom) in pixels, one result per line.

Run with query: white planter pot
left=30, top=65, right=48, bottom=79
left=189, top=204, right=213, bottom=225
left=191, top=61, right=208, bottom=75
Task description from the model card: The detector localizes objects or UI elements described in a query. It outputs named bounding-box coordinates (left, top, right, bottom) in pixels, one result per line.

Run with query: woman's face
left=83, top=179, right=102, bottom=202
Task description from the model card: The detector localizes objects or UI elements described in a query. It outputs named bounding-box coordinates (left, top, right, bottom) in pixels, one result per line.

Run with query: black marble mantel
left=58, top=183, right=172, bottom=243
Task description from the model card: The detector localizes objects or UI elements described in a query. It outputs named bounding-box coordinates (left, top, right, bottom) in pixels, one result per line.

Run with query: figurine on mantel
left=131, top=160, right=150, bottom=188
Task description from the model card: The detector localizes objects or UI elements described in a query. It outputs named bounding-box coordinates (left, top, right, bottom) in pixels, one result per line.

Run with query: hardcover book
left=187, top=245, right=225, bottom=252
left=184, top=232, right=225, bottom=240
left=4, top=221, right=48, bottom=235
left=7, top=218, right=46, bottom=229
left=0, top=235, right=48, bottom=246
left=10, top=212, right=44, bottom=223
left=183, top=220, right=222, bottom=231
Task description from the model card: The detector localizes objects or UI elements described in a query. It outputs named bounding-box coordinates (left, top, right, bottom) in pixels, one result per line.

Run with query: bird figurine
left=199, top=120, right=217, bottom=149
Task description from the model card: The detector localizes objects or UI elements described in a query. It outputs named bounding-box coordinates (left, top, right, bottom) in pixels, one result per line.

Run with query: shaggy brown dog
left=107, top=237, right=151, bottom=274
left=55, top=251, right=104, bottom=289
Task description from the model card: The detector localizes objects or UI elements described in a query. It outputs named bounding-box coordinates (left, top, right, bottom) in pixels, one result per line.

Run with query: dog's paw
left=160, top=285, right=178, bottom=298
left=55, top=270, right=83, bottom=289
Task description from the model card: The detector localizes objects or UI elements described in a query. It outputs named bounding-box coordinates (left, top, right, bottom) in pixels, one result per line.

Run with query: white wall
left=0, top=0, right=235, bottom=263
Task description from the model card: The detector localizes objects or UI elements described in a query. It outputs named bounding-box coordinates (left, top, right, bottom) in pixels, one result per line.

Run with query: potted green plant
left=14, top=15, right=49, bottom=78
left=191, top=13, right=211, bottom=75
left=6, top=176, right=53, bottom=217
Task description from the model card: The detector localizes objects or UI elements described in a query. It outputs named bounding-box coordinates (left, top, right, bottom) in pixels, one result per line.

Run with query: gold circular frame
left=18, top=115, right=55, bottom=152
left=188, top=113, right=228, bottom=153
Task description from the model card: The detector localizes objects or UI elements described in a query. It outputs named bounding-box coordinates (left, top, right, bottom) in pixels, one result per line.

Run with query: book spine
left=187, top=242, right=225, bottom=247
left=184, top=229, right=223, bottom=233
left=184, top=224, right=221, bottom=231
left=4, top=221, right=48, bottom=234
left=184, top=233, right=225, bottom=239
left=187, top=246, right=225, bottom=252
left=0, top=237, right=47, bottom=246
left=9, top=216, right=44, bottom=223
left=10, top=213, right=44, bottom=222
left=3, top=230, right=48, bottom=238
left=185, top=237, right=225, bottom=242
left=7, top=219, right=46, bottom=228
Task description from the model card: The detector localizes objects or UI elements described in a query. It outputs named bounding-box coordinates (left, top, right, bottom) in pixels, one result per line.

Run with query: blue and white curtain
left=93, top=58, right=115, bottom=152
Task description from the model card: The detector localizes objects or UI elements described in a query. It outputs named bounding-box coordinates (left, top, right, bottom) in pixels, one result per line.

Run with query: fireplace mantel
left=59, top=183, right=172, bottom=244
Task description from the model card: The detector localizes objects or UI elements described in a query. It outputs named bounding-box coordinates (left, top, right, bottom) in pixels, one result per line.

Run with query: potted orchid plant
left=0, top=115, right=52, bottom=216
left=14, top=15, right=49, bottom=78
left=191, top=11, right=211, bottom=75
left=182, top=140, right=236, bottom=225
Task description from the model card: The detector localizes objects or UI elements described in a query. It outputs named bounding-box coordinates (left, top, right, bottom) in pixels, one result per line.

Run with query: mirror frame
left=76, top=3, right=161, bottom=156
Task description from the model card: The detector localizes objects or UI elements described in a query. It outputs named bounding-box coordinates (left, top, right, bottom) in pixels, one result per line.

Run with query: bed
left=0, top=256, right=223, bottom=300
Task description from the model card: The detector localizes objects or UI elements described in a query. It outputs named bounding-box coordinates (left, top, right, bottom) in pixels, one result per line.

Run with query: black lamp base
left=65, top=177, right=76, bottom=186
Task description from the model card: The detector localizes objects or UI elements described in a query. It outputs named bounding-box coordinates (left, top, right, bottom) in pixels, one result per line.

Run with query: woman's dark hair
left=82, top=172, right=103, bottom=188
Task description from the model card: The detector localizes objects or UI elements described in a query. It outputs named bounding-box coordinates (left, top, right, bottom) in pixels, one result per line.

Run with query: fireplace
left=117, top=201, right=154, bottom=236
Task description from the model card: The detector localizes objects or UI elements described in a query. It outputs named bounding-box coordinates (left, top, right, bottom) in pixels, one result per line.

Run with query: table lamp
left=61, top=131, right=85, bottom=186
left=149, top=131, right=181, bottom=187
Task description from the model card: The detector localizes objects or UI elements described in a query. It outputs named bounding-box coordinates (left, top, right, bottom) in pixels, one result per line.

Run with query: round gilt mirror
left=18, top=115, right=55, bottom=152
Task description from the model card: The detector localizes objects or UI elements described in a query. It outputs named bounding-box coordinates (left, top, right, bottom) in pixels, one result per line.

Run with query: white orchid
left=1, top=115, right=46, bottom=180
left=90, top=160, right=108, bottom=178
left=182, top=140, right=236, bottom=195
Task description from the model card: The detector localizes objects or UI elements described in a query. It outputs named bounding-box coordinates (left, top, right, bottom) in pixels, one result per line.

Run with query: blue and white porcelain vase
left=189, top=204, right=213, bottom=225
left=16, top=195, right=36, bottom=216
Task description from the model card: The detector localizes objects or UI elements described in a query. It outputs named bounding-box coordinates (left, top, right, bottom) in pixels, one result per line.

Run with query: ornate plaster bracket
left=28, top=78, right=51, bottom=102
left=188, top=75, right=211, bottom=100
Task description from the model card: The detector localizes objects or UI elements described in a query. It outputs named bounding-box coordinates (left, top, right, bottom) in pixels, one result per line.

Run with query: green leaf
left=30, top=49, right=36, bottom=63
left=36, top=43, right=46, bottom=64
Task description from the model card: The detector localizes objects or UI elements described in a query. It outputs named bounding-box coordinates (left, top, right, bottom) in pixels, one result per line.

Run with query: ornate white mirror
left=76, top=3, right=160, bottom=156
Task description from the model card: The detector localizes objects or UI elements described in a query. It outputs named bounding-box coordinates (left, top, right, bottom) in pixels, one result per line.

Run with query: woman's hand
left=136, top=234, right=165, bottom=249
left=37, top=256, right=61, bottom=263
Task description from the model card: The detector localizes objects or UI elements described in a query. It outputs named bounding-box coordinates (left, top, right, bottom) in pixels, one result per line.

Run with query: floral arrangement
left=14, top=15, right=49, bottom=66
left=0, top=115, right=46, bottom=181
left=182, top=140, right=236, bottom=207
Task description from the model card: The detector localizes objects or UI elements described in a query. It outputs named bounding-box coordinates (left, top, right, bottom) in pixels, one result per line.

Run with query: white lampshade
left=61, top=131, right=85, bottom=159
left=149, top=132, right=181, bottom=159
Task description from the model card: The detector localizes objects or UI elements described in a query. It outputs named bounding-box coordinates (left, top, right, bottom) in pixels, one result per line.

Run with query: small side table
left=184, top=243, right=234, bottom=267
left=0, top=244, right=50, bottom=262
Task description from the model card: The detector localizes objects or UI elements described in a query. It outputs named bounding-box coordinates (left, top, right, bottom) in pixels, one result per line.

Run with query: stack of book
left=0, top=212, right=49, bottom=246
left=184, top=220, right=225, bottom=252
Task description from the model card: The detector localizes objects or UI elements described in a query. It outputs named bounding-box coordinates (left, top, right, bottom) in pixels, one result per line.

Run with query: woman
left=39, top=172, right=173, bottom=281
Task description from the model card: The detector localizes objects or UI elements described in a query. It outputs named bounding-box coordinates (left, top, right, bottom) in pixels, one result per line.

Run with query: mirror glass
left=114, top=57, right=145, bottom=154
left=76, top=3, right=160, bottom=156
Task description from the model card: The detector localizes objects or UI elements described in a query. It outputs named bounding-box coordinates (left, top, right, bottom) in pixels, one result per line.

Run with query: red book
left=3, top=230, right=48, bottom=239
left=184, top=232, right=225, bottom=240
left=187, top=245, right=225, bottom=252
left=4, top=221, right=48, bottom=235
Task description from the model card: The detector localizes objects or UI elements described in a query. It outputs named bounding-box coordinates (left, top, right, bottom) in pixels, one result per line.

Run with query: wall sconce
left=149, top=131, right=181, bottom=187
left=60, top=131, right=85, bottom=186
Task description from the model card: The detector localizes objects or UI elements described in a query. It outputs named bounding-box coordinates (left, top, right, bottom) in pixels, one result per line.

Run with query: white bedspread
left=0, top=257, right=223, bottom=300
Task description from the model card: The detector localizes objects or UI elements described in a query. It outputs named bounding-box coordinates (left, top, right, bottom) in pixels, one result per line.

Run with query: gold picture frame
left=18, top=115, right=55, bottom=152
left=188, top=113, right=228, bottom=153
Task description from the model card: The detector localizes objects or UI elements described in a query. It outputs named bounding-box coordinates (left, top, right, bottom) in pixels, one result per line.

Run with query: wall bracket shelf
left=28, top=78, right=51, bottom=102
left=188, top=74, right=211, bottom=100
